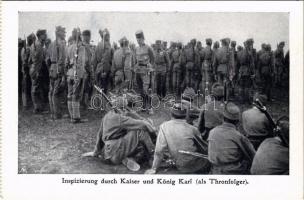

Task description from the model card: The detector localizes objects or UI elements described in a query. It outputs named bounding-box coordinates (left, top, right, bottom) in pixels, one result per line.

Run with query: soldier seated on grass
left=82, top=96, right=156, bottom=171
left=145, top=102, right=210, bottom=174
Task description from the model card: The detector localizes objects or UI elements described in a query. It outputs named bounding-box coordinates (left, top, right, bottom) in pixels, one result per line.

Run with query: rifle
left=74, top=28, right=81, bottom=80
left=94, top=84, right=124, bottom=114
left=252, top=99, right=277, bottom=132
left=178, top=150, right=208, bottom=159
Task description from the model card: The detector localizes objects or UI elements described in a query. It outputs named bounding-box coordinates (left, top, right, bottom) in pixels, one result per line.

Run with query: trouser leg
left=71, top=78, right=83, bottom=120
left=52, top=78, right=63, bottom=118
left=137, top=130, right=155, bottom=154
left=31, top=75, right=42, bottom=112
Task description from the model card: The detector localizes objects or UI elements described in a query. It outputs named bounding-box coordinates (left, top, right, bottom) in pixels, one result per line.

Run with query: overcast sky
left=19, top=12, right=289, bottom=50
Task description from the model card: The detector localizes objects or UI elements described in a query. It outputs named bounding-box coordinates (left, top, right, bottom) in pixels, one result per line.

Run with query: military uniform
left=66, top=33, right=90, bottom=122
left=184, top=43, right=197, bottom=89
left=21, top=34, right=35, bottom=108
left=134, top=30, right=155, bottom=111
left=29, top=30, right=46, bottom=113
left=213, top=38, right=230, bottom=86
left=200, top=39, right=214, bottom=93
left=47, top=36, right=66, bottom=119
left=93, top=29, right=113, bottom=94
left=273, top=42, right=285, bottom=88
left=154, top=40, right=170, bottom=98
left=236, top=40, right=255, bottom=103
left=208, top=103, right=256, bottom=174
left=257, top=44, right=273, bottom=100
left=112, top=37, right=135, bottom=92
left=81, top=30, right=94, bottom=109
left=171, top=44, right=183, bottom=95
left=197, top=83, right=224, bottom=140
left=92, top=109, right=155, bottom=165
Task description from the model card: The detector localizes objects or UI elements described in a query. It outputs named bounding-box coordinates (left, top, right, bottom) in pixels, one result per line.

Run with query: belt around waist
left=51, top=61, right=57, bottom=64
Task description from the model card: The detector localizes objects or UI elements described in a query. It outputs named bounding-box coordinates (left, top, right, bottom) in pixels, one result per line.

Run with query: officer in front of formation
left=134, top=30, right=155, bottom=114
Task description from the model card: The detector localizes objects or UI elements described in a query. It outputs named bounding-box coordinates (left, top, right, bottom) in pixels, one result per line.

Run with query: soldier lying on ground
left=82, top=96, right=156, bottom=171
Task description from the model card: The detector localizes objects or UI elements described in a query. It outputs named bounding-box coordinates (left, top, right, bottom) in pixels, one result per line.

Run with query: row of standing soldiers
left=18, top=26, right=289, bottom=122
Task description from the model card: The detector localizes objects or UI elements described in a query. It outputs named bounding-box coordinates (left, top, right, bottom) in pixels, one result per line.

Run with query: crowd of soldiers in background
left=18, top=26, right=289, bottom=120
left=18, top=26, right=289, bottom=174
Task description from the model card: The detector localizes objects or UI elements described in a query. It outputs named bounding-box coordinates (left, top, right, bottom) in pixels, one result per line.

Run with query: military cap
left=261, top=43, right=267, bottom=49
left=220, top=38, right=229, bottom=46
left=27, top=33, right=36, bottom=42
left=246, top=38, right=254, bottom=45
left=278, top=41, right=285, bottom=46
left=56, top=26, right=66, bottom=33
left=177, top=42, right=182, bottom=49
left=223, top=102, right=240, bottom=121
left=206, top=38, right=212, bottom=45
left=36, top=29, right=47, bottom=38
left=237, top=45, right=243, bottom=51
left=213, top=41, right=219, bottom=48
left=190, top=39, right=197, bottom=45
left=182, top=87, right=196, bottom=102
left=155, top=40, right=162, bottom=45
left=102, top=28, right=110, bottom=36
left=211, top=83, right=224, bottom=98
left=82, top=30, right=91, bottom=37
left=266, top=44, right=272, bottom=51
left=119, top=36, right=129, bottom=45
left=231, top=41, right=236, bottom=47
left=171, top=102, right=187, bottom=118
left=162, top=41, right=167, bottom=45
left=135, top=30, right=144, bottom=39
left=253, top=93, right=267, bottom=106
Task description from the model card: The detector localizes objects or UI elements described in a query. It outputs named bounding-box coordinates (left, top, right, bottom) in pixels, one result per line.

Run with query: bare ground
left=18, top=89, right=289, bottom=174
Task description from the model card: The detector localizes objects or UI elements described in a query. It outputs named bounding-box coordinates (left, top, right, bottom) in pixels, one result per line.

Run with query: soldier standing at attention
left=184, top=39, right=197, bottom=89
left=47, top=26, right=67, bottom=119
left=154, top=40, right=170, bottom=98
left=112, top=36, right=135, bottom=92
left=236, top=39, right=255, bottom=104
left=200, top=38, right=214, bottom=94
left=93, top=28, right=113, bottom=94
left=21, top=33, right=36, bottom=109
left=273, top=41, right=285, bottom=88
left=29, top=29, right=47, bottom=114
left=257, top=43, right=273, bottom=100
left=66, top=28, right=90, bottom=123
left=213, top=38, right=230, bottom=86
left=81, top=30, right=94, bottom=109
left=171, top=42, right=183, bottom=95
left=134, top=30, right=155, bottom=114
